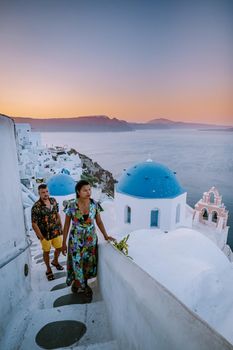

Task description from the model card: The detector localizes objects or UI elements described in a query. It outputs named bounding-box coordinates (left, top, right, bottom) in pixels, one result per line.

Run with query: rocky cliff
left=67, top=148, right=116, bottom=198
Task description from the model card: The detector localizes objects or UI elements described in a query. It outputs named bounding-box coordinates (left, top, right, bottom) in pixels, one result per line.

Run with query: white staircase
left=8, top=236, right=119, bottom=350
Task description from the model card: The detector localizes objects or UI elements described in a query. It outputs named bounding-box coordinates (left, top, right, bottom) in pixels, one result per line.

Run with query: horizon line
left=6, top=114, right=233, bottom=127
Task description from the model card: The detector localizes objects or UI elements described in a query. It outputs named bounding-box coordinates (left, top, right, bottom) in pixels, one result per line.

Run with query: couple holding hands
left=31, top=180, right=115, bottom=295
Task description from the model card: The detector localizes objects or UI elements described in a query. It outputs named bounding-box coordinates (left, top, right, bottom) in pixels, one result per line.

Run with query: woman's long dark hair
left=75, top=180, right=90, bottom=198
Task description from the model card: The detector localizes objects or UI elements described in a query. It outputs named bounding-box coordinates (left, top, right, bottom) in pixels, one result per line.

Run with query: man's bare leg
left=51, top=248, right=64, bottom=270
left=43, top=251, right=51, bottom=273
left=53, top=248, right=61, bottom=265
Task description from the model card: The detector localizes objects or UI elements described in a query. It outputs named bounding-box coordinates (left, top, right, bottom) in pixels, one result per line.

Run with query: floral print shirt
left=31, top=197, right=62, bottom=240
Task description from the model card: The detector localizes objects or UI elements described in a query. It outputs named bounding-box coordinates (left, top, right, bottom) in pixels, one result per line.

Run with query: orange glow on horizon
left=1, top=87, right=232, bottom=126
left=1, top=0, right=232, bottom=126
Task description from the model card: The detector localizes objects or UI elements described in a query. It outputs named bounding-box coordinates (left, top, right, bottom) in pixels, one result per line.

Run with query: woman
left=62, top=180, right=115, bottom=294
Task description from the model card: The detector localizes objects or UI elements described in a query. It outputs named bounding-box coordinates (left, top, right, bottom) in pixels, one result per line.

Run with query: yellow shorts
left=41, top=236, right=63, bottom=252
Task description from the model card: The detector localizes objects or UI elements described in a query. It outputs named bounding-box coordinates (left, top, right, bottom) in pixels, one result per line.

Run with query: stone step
left=23, top=239, right=120, bottom=349
left=19, top=301, right=115, bottom=349
left=30, top=279, right=102, bottom=310
left=72, top=339, right=119, bottom=350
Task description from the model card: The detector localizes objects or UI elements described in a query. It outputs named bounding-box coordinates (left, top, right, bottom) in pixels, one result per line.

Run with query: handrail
left=0, top=238, right=32, bottom=269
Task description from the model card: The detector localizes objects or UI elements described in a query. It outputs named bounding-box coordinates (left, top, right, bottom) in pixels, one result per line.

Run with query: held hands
left=62, top=242, right=67, bottom=256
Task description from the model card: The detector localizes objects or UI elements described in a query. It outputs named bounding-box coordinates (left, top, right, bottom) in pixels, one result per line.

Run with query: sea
left=41, top=129, right=233, bottom=248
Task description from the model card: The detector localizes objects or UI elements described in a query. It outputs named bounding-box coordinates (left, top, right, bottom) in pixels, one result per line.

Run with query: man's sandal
left=51, top=262, right=64, bottom=270
left=46, top=271, right=55, bottom=281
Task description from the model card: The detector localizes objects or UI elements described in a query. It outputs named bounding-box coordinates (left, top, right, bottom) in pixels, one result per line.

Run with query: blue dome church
left=47, top=173, right=76, bottom=222
left=115, top=160, right=188, bottom=232
left=47, top=173, right=76, bottom=196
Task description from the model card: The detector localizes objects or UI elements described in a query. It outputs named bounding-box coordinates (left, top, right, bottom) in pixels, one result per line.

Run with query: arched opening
left=124, top=206, right=131, bottom=224
left=176, top=204, right=181, bottom=223
left=209, top=192, right=215, bottom=204
left=212, top=211, right=218, bottom=223
left=151, top=209, right=159, bottom=227
left=202, top=208, right=208, bottom=221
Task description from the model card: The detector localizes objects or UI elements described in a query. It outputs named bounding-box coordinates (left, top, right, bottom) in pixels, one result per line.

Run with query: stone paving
left=16, top=235, right=119, bottom=350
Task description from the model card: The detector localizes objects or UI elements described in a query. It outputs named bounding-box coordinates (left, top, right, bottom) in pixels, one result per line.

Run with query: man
left=31, top=184, right=64, bottom=281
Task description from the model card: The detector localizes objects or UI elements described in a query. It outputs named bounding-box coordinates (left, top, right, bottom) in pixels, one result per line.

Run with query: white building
left=14, top=124, right=82, bottom=192
left=0, top=116, right=31, bottom=342
left=115, top=159, right=188, bottom=233
left=113, top=159, right=231, bottom=262
left=15, top=123, right=41, bottom=149
left=15, top=123, right=31, bottom=147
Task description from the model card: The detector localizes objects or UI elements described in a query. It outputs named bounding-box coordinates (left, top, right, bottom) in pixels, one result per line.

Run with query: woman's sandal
left=51, top=262, right=64, bottom=270
left=85, top=286, right=93, bottom=296
left=71, top=283, right=85, bottom=294
left=46, top=271, right=55, bottom=281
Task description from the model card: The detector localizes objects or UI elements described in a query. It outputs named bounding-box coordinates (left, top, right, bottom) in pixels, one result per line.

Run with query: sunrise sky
left=0, top=0, right=232, bottom=125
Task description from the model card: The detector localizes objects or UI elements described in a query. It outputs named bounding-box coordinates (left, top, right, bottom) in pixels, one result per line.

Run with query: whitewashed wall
left=98, top=243, right=233, bottom=350
left=115, top=191, right=187, bottom=232
left=0, top=116, right=31, bottom=339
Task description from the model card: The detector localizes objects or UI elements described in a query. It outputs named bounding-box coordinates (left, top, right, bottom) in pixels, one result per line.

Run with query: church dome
left=116, top=160, right=185, bottom=199
left=47, top=173, right=76, bottom=196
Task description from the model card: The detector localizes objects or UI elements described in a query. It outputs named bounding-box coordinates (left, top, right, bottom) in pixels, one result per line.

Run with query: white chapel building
left=115, top=159, right=190, bottom=233
left=112, top=159, right=232, bottom=261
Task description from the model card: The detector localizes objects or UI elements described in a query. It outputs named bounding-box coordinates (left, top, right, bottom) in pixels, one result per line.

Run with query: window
left=202, top=208, right=208, bottom=221
left=151, top=209, right=159, bottom=227
left=125, top=206, right=131, bottom=224
left=212, top=211, right=218, bottom=223
left=176, top=204, right=181, bottom=223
